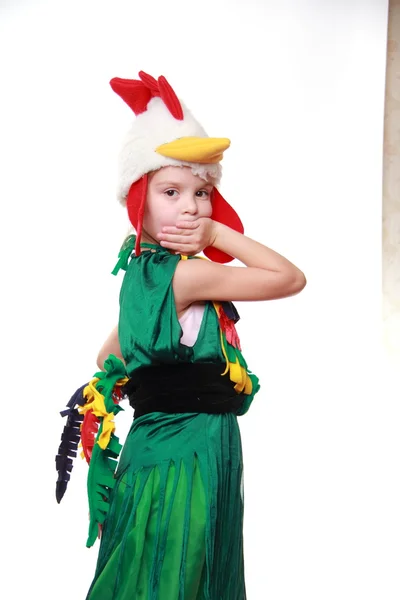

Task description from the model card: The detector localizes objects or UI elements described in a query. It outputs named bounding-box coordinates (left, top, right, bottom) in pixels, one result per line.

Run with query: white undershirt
left=178, top=303, right=206, bottom=347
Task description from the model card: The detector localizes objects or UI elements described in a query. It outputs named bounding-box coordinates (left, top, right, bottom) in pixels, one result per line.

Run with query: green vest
left=113, top=235, right=260, bottom=416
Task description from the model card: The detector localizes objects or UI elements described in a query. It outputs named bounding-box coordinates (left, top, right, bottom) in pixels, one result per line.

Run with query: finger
left=176, top=220, right=198, bottom=227
left=159, top=240, right=196, bottom=253
left=161, top=226, right=193, bottom=235
left=159, top=233, right=193, bottom=244
left=175, top=221, right=199, bottom=230
left=159, top=228, right=185, bottom=238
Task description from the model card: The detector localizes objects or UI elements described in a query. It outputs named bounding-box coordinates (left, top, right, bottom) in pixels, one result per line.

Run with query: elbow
left=96, top=353, right=105, bottom=371
left=96, top=349, right=110, bottom=371
left=97, top=350, right=126, bottom=371
left=260, top=268, right=307, bottom=301
left=288, top=269, right=307, bottom=295
left=295, top=269, right=307, bottom=290
left=275, top=269, right=307, bottom=299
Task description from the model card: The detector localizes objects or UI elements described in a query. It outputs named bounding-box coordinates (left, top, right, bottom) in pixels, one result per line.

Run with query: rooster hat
left=110, top=71, right=244, bottom=263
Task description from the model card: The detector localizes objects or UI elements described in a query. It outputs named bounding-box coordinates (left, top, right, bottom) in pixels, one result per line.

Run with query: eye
left=196, top=190, right=211, bottom=199
left=165, top=189, right=178, bottom=197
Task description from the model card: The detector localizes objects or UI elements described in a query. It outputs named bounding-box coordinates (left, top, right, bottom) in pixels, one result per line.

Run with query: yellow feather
left=219, top=329, right=230, bottom=376
left=244, top=375, right=253, bottom=395
left=79, top=376, right=127, bottom=450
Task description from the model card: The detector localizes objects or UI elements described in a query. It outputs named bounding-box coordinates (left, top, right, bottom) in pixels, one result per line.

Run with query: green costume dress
left=85, top=237, right=260, bottom=600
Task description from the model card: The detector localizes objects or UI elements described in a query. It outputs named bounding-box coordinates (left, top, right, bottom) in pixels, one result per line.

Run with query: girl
left=56, top=71, right=306, bottom=600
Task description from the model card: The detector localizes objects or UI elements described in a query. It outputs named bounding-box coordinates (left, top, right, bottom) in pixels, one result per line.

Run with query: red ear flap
left=126, top=175, right=148, bottom=256
left=203, top=188, right=244, bottom=263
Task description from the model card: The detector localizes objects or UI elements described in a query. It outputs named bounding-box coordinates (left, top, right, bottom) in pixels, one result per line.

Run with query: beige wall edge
left=382, top=0, right=400, bottom=358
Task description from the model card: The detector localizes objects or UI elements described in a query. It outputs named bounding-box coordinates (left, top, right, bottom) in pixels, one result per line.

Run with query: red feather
left=217, top=305, right=241, bottom=350
left=112, top=387, right=125, bottom=403
left=81, top=410, right=100, bottom=464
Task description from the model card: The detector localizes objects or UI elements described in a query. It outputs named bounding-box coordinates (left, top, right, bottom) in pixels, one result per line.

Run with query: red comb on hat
left=110, top=71, right=184, bottom=119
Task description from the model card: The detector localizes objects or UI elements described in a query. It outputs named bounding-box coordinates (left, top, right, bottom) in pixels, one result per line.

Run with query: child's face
left=142, top=166, right=213, bottom=243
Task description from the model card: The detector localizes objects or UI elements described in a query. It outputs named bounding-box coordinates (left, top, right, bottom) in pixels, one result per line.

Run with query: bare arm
left=210, top=221, right=303, bottom=274
left=96, top=325, right=125, bottom=371
left=170, top=221, right=306, bottom=308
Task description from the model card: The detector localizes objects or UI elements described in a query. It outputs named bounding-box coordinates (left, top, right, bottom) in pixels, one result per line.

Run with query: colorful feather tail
left=55, top=383, right=88, bottom=503
left=80, top=355, right=129, bottom=547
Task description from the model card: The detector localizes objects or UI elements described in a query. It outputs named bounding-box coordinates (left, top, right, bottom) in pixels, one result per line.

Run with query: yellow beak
left=155, top=136, right=231, bottom=164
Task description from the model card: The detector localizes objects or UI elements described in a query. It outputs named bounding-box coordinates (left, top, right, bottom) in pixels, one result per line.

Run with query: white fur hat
left=110, top=73, right=230, bottom=206
left=110, top=72, right=243, bottom=264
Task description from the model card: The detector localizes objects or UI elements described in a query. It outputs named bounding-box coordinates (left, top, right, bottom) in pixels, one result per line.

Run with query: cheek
left=144, top=194, right=165, bottom=228
left=143, top=203, right=159, bottom=234
left=144, top=202, right=176, bottom=232
left=202, top=201, right=213, bottom=218
left=159, top=205, right=179, bottom=227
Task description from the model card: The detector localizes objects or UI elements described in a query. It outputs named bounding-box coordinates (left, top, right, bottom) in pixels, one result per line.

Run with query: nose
left=181, top=193, right=198, bottom=215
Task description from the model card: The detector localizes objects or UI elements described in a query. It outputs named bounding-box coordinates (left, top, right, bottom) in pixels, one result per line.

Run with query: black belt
left=121, top=362, right=244, bottom=419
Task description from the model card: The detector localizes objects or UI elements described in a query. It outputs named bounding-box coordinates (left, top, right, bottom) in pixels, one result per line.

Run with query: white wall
left=1, top=0, right=396, bottom=598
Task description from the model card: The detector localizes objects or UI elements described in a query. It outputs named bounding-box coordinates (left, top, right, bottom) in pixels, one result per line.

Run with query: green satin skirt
left=86, top=411, right=246, bottom=600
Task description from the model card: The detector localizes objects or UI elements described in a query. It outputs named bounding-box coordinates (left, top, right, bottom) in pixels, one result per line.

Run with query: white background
left=1, top=0, right=398, bottom=598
